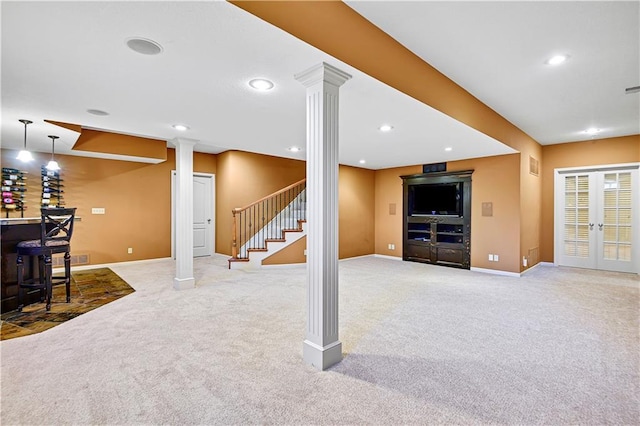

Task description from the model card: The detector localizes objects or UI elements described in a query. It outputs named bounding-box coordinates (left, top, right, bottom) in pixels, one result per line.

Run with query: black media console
left=401, top=170, right=473, bottom=269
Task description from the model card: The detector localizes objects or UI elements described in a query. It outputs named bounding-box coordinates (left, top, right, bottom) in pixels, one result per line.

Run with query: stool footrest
left=18, top=282, right=47, bottom=290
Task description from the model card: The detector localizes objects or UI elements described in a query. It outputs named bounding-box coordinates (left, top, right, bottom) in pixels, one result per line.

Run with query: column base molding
left=173, top=277, right=195, bottom=290
left=303, top=339, right=342, bottom=370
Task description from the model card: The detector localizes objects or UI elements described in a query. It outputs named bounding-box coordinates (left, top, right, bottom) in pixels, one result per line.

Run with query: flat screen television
left=410, top=183, right=461, bottom=216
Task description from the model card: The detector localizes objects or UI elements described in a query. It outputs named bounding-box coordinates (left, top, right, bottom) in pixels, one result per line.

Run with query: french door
left=555, top=164, right=638, bottom=273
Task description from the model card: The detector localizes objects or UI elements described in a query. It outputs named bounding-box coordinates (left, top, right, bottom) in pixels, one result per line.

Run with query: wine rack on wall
left=41, top=167, right=64, bottom=208
left=2, top=168, right=28, bottom=218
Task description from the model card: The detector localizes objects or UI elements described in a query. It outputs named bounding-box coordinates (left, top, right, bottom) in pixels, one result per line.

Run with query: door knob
left=207, top=219, right=211, bottom=224
left=598, top=223, right=603, bottom=231
left=589, top=223, right=594, bottom=230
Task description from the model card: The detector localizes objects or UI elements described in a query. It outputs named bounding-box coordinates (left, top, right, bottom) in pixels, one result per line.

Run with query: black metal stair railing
left=231, top=179, right=306, bottom=260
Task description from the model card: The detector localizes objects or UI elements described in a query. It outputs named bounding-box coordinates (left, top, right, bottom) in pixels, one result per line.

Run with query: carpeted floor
left=0, top=255, right=638, bottom=425
left=0, top=268, right=135, bottom=340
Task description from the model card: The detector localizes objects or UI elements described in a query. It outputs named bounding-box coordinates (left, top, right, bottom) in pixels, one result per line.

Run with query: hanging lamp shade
left=46, top=135, right=60, bottom=171
left=16, top=119, right=34, bottom=162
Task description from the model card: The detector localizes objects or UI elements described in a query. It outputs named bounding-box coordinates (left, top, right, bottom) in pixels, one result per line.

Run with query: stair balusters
left=231, top=179, right=306, bottom=260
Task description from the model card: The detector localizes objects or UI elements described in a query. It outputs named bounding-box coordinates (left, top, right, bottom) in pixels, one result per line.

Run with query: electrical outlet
left=523, top=256, right=528, bottom=267
left=304, top=249, right=307, bottom=256
left=488, top=254, right=494, bottom=261
left=389, top=244, right=395, bottom=250
left=127, top=247, right=133, bottom=254
left=494, top=254, right=499, bottom=262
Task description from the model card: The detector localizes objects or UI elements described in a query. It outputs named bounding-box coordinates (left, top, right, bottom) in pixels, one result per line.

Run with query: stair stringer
left=229, top=220, right=306, bottom=270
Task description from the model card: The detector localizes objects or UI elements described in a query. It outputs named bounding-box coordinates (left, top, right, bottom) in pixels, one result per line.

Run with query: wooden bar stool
left=16, top=207, right=76, bottom=311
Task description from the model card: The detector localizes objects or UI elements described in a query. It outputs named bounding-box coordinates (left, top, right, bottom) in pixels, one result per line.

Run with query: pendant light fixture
left=46, top=135, right=60, bottom=171
left=16, top=119, right=34, bottom=162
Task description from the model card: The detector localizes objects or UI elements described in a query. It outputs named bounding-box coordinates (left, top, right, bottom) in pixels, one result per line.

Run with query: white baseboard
left=261, top=262, right=306, bottom=269
left=260, top=253, right=404, bottom=266
left=470, top=266, right=521, bottom=278
left=373, top=254, right=403, bottom=261
left=339, top=254, right=375, bottom=262
left=520, top=261, right=554, bottom=275
left=259, top=253, right=395, bottom=267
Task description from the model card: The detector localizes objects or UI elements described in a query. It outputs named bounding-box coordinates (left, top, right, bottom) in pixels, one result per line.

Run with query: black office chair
left=16, top=207, right=76, bottom=311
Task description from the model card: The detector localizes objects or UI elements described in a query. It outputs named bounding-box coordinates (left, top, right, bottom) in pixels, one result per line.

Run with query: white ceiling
left=1, top=1, right=637, bottom=171
left=347, top=0, right=640, bottom=145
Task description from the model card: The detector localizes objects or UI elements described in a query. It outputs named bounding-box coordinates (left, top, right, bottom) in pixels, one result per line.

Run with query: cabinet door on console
left=405, top=243, right=431, bottom=261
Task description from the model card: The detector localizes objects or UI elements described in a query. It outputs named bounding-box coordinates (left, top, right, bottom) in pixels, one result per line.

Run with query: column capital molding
left=170, top=138, right=198, bottom=148
left=294, top=62, right=352, bottom=88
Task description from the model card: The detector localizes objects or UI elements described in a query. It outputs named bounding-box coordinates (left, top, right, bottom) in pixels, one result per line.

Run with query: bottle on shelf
left=41, top=166, right=63, bottom=209
left=2, top=168, right=28, bottom=218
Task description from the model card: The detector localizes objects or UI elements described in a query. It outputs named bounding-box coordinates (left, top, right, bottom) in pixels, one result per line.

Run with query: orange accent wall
left=449, top=155, right=521, bottom=273
left=46, top=120, right=167, bottom=162
left=540, top=135, right=640, bottom=262
left=230, top=0, right=542, bottom=272
left=338, top=165, right=376, bottom=259
left=1, top=148, right=216, bottom=265
left=72, top=129, right=167, bottom=161
left=262, top=236, right=307, bottom=265
left=4, top=130, right=635, bottom=271
left=215, top=150, right=307, bottom=255
left=230, top=2, right=538, bottom=148
left=374, top=155, right=521, bottom=273
left=518, top=143, right=543, bottom=271
left=374, top=165, right=421, bottom=257
left=217, top=151, right=376, bottom=262
left=44, top=120, right=82, bottom=133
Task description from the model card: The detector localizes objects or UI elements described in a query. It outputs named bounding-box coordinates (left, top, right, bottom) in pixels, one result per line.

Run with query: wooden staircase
left=228, top=179, right=306, bottom=269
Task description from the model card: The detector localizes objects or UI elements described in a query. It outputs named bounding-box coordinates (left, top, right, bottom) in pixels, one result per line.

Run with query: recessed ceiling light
left=172, top=124, right=189, bottom=131
left=379, top=124, right=394, bottom=132
left=545, top=54, right=570, bottom=66
left=126, top=37, right=163, bottom=55
left=444, top=147, right=453, bottom=152
left=288, top=146, right=301, bottom=152
left=87, top=109, right=109, bottom=116
left=359, top=159, right=366, bottom=164
left=584, top=127, right=600, bottom=135
left=249, top=79, right=274, bottom=91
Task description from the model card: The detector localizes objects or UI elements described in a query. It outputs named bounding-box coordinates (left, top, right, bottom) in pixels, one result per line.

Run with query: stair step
left=227, top=257, right=249, bottom=269
left=233, top=187, right=307, bottom=269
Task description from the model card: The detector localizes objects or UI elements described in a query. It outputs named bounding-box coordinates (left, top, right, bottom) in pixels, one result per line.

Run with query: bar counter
left=1, top=217, right=54, bottom=225
left=1, top=216, right=81, bottom=312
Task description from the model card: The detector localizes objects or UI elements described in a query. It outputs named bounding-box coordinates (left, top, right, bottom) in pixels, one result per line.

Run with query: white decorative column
left=295, top=62, right=351, bottom=370
left=173, top=138, right=197, bottom=290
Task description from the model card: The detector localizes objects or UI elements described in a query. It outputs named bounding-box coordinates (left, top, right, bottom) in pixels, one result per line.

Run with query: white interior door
left=192, top=175, right=213, bottom=257
left=555, top=165, right=638, bottom=273
left=172, top=172, right=215, bottom=258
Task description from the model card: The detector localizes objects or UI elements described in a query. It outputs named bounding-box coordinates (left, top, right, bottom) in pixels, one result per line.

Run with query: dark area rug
left=1, top=268, right=134, bottom=340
